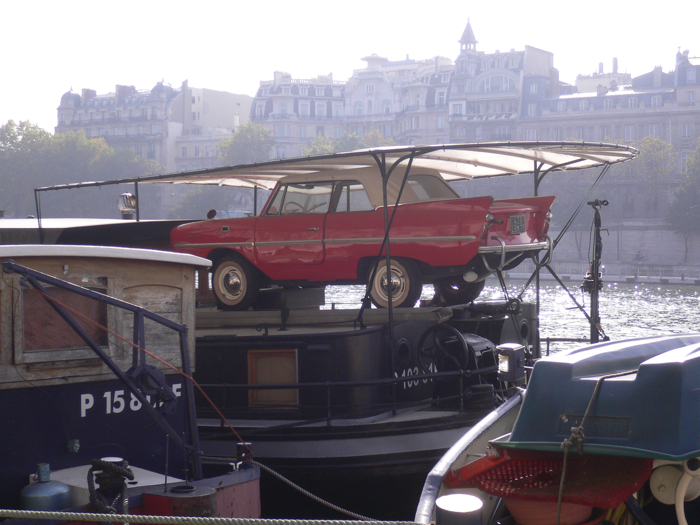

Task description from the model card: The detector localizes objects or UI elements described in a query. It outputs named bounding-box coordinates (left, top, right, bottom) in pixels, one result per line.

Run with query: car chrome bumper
left=477, top=240, right=549, bottom=254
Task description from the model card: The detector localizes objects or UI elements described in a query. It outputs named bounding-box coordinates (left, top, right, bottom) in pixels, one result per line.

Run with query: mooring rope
left=0, top=508, right=416, bottom=525
left=87, top=458, right=135, bottom=525
left=252, top=461, right=374, bottom=521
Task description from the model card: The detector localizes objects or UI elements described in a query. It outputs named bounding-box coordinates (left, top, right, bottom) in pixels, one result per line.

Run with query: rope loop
left=87, top=458, right=134, bottom=524
left=561, top=425, right=585, bottom=455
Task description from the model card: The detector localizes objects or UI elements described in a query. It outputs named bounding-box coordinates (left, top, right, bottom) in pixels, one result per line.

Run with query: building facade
left=56, top=81, right=252, bottom=173
left=249, top=22, right=699, bottom=171
left=249, top=71, right=347, bottom=159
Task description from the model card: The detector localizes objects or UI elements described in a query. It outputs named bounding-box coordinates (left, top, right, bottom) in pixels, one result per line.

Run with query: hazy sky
left=3, top=0, right=698, bottom=133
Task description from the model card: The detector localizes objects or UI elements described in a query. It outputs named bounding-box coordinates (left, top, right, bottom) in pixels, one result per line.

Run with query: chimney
left=613, top=58, right=618, bottom=74
left=598, top=63, right=604, bottom=75
left=550, top=68, right=560, bottom=98
left=115, top=85, right=135, bottom=104
left=653, top=66, right=662, bottom=88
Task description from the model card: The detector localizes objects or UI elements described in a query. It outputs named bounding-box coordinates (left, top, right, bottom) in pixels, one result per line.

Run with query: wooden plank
left=123, top=285, right=183, bottom=313
left=0, top=278, right=10, bottom=366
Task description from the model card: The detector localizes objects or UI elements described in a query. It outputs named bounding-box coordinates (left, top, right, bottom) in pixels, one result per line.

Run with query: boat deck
left=194, top=305, right=456, bottom=337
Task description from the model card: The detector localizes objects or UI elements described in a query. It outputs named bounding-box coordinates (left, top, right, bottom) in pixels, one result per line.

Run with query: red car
left=171, top=165, right=554, bottom=310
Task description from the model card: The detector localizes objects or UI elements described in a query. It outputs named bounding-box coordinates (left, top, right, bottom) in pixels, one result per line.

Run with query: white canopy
left=35, top=141, right=638, bottom=194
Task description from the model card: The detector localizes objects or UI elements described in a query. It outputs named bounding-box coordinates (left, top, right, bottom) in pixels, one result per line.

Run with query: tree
left=0, top=120, right=51, bottom=157
left=603, top=136, right=675, bottom=218
left=0, top=120, right=161, bottom=218
left=668, top=139, right=700, bottom=262
left=217, top=123, right=275, bottom=165
left=302, top=133, right=338, bottom=156
left=301, top=130, right=394, bottom=156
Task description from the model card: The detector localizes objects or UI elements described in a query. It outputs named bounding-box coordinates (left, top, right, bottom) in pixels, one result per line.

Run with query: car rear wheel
left=212, top=255, right=259, bottom=310
left=369, top=258, right=422, bottom=308
left=434, top=278, right=486, bottom=306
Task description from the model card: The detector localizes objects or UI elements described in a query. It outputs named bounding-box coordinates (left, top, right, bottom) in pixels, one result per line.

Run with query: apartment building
left=56, top=81, right=252, bottom=172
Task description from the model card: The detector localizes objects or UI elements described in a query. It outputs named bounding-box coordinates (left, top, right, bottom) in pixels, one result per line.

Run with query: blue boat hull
left=0, top=376, right=187, bottom=510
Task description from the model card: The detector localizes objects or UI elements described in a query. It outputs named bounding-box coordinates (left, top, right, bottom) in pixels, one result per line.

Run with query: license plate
left=510, top=215, right=526, bottom=234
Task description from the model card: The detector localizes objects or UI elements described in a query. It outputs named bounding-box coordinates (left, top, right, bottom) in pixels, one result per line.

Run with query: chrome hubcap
left=379, top=268, right=405, bottom=300
left=222, top=269, right=243, bottom=298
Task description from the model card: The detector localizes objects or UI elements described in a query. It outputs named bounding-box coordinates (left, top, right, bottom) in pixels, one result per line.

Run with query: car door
left=254, top=182, right=333, bottom=267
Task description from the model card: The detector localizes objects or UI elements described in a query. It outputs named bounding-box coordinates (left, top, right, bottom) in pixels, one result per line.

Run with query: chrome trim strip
left=325, top=235, right=477, bottom=244
left=256, top=239, right=323, bottom=246
left=478, top=240, right=549, bottom=254
left=175, top=235, right=477, bottom=250
left=173, top=242, right=253, bottom=249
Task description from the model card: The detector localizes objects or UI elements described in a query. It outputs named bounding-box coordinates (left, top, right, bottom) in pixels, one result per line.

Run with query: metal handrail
left=198, top=365, right=500, bottom=422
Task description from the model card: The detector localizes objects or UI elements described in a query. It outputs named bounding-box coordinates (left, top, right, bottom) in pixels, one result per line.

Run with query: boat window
left=280, top=182, right=334, bottom=214
left=400, top=174, right=460, bottom=203
left=248, top=349, right=298, bottom=407
left=19, top=286, right=108, bottom=363
left=334, top=181, right=373, bottom=212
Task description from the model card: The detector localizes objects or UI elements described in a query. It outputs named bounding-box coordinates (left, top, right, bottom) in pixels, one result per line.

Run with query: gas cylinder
left=20, top=463, right=71, bottom=511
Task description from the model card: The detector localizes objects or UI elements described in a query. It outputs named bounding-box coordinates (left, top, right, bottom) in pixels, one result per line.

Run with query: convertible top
left=36, top=141, right=638, bottom=193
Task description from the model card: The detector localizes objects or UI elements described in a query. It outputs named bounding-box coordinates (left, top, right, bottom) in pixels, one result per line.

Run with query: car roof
left=279, top=166, right=455, bottom=209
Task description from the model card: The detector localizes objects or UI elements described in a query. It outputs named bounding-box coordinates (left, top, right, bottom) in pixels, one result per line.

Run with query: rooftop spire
left=459, top=18, right=478, bottom=53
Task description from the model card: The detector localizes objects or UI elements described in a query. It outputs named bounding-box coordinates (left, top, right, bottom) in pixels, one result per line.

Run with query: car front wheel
left=369, top=258, right=422, bottom=308
left=212, top=255, right=260, bottom=310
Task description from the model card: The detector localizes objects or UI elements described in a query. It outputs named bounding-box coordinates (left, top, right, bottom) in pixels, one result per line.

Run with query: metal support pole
left=134, top=181, right=140, bottom=222
left=587, top=199, right=607, bottom=344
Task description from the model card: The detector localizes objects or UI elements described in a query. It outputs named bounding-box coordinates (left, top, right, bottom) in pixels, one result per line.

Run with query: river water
left=323, top=280, right=700, bottom=354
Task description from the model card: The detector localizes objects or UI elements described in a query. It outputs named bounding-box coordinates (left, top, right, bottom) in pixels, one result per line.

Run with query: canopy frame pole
left=534, top=162, right=542, bottom=350
left=34, top=188, right=45, bottom=244
left=355, top=152, right=416, bottom=332
left=135, top=181, right=140, bottom=222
